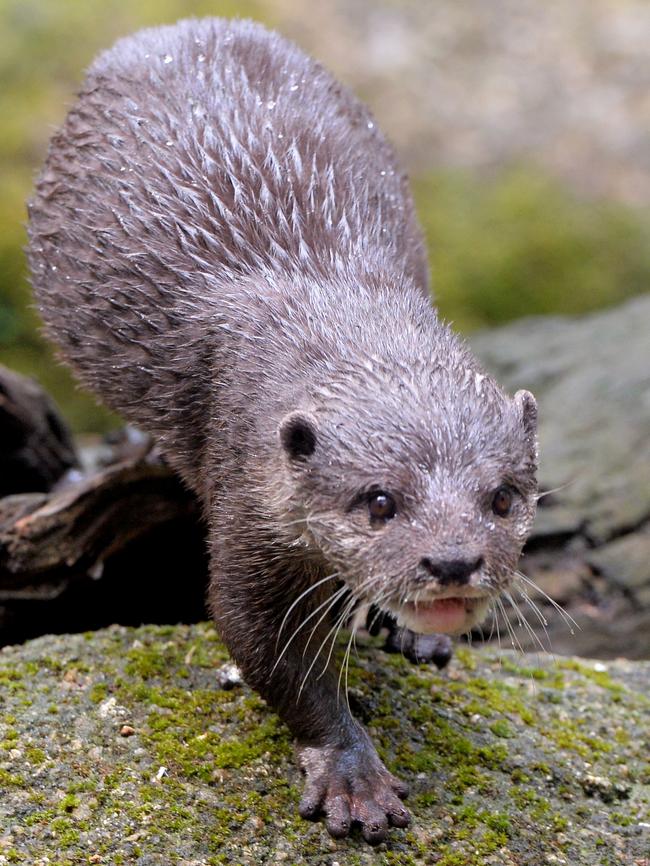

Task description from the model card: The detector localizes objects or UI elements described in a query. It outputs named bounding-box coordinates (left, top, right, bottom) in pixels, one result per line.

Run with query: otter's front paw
left=384, top=624, right=453, bottom=669
left=296, top=739, right=409, bottom=844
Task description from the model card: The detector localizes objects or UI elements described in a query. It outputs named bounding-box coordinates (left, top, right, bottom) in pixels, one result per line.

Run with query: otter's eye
left=368, top=492, right=396, bottom=522
left=492, top=485, right=514, bottom=517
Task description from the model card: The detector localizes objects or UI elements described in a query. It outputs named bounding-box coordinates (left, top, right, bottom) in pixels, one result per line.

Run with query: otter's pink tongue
left=415, top=598, right=467, bottom=634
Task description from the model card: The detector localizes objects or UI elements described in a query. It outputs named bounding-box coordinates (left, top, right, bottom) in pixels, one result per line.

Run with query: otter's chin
left=395, top=596, right=491, bottom=636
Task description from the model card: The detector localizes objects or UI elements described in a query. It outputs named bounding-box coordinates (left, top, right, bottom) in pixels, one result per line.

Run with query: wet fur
left=28, top=18, right=538, bottom=842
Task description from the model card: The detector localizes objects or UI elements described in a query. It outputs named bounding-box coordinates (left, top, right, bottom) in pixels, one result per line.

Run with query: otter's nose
left=419, top=556, right=484, bottom=586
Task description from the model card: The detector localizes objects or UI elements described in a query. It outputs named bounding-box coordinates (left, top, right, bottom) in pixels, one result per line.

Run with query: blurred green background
left=2, top=0, right=650, bottom=431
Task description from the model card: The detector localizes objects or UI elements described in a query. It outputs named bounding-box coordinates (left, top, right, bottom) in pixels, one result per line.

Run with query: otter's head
left=278, top=364, right=538, bottom=636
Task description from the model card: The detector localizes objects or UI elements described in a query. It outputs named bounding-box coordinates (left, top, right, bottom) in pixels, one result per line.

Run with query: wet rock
left=0, top=623, right=647, bottom=864
left=471, top=296, right=650, bottom=659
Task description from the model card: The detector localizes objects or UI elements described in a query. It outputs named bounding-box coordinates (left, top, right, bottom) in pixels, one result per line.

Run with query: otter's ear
left=279, top=411, right=318, bottom=461
left=514, top=389, right=538, bottom=439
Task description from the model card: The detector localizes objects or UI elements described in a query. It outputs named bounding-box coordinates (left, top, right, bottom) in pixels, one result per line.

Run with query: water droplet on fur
left=289, top=84, right=299, bottom=92
left=197, top=53, right=206, bottom=63
left=165, top=140, right=174, bottom=147
left=163, top=54, right=173, bottom=64
left=267, top=99, right=276, bottom=109
left=367, top=121, right=374, bottom=129
left=51, top=265, right=57, bottom=271
left=380, top=170, right=386, bottom=176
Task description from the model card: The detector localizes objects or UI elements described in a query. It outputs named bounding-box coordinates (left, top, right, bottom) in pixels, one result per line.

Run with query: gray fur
left=28, top=18, right=538, bottom=842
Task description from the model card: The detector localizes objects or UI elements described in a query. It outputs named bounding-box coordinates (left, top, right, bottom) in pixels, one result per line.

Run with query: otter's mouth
left=395, top=594, right=490, bottom=636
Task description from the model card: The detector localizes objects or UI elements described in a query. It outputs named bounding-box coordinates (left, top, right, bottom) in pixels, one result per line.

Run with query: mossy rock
left=0, top=623, right=648, bottom=864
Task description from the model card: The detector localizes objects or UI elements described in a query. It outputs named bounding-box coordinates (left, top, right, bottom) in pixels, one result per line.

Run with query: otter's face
left=278, top=386, right=538, bottom=636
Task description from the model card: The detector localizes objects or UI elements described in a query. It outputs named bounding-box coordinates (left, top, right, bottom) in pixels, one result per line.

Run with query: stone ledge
left=1, top=623, right=648, bottom=865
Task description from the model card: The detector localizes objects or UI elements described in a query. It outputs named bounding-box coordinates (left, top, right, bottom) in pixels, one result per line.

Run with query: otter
left=27, top=18, right=538, bottom=843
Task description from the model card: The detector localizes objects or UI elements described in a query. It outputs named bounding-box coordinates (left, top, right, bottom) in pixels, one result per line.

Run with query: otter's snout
left=419, top=556, right=484, bottom=586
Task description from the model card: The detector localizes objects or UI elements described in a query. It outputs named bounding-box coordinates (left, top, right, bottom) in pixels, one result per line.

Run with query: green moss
left=1, top=727, right=19, bottom=749
left=437, top=853, right=472, bottom=866
left=0, top=768, right=23, bottom=786
left=49, top=816, right=80, bottom=845
left=22, top=661, right=41, bottom=676
left=510, top=768, right=530, bottom=784
left=484, top=811, right=513, bottom=835
left=66, top=779, right=97, bottom=794
left=610, top=811, right=635, bottom=827
left=454, top=647, right=477, bottom=671
left=499, top=658, right=559, bottom=683
left=0, top=666, right=27, bottom=694
left=552, top=814, right=570, bottom=832
left=25, top=746, right=46, bottom=765
left=89, top=682, right=109, bottom=703
left=125, top=644, right=178, bottom=679
left=213, top=716, right=291, bottom=768
left=449, top=675, right=536, bottom=725
left=58, top=794, right=80, bottom=814
left=449, top=804, right=512, bottom=841
left=489, top=719, right=514, bottom=738
left=508, top=785, right=557, bottom=825
left=556, top=660, right=625, bottom=695
left=546, top=719, right=613, bottom=757
left=23, top=808, right=57, bottom=826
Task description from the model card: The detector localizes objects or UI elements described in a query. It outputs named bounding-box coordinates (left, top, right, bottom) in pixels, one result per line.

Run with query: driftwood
left=0, top=459, right=199, bottom=589
left=0, top=368, right=207, bottom=644
left=0, top=454, right=208, bottom=644
left=0, top=365, right=78, bottom=496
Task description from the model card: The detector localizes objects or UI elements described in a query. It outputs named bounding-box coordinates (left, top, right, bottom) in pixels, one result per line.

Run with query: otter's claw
left=297, top=740, right=410, bottom=843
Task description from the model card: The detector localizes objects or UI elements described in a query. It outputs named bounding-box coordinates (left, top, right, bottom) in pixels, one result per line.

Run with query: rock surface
left=471, top=295, right=650, bottom=660
left=0, top=623, right=648, bottom=865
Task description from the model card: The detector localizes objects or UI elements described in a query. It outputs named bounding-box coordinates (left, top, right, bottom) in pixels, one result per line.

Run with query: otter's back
left=28, top=18, right=428, bottom=478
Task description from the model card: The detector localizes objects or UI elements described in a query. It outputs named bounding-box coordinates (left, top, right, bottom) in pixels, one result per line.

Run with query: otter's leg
left=367, top=608, right=454, bottom=669
left=208, top=553, right=410, bottom=844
